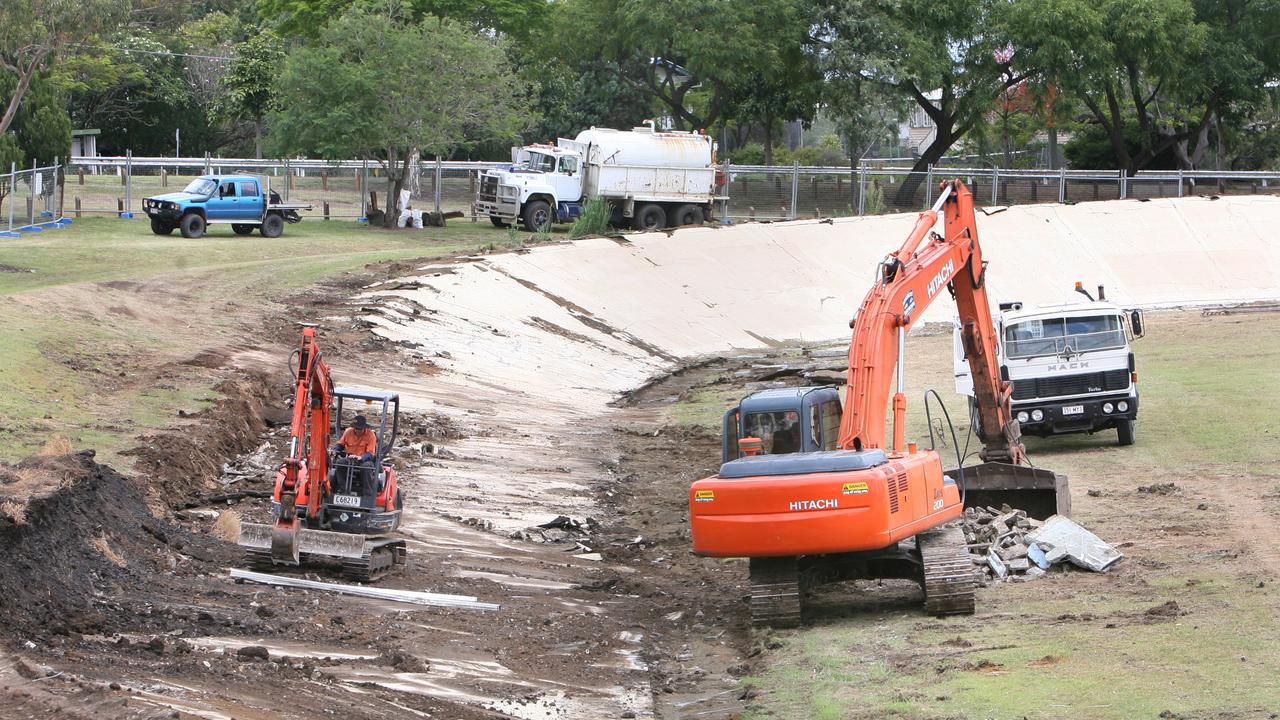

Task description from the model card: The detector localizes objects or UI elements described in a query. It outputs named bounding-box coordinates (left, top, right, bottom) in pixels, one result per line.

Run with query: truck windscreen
left=183, top=178, right=217, bottom=196
left=1004, top=315, right=1125, bottom=358
left=516, top=152, right=556, bottom=173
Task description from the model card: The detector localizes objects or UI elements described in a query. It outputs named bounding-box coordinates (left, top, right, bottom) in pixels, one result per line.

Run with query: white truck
left=955, top=284, right=1145, bottom=446
left=473, top=124, right=726, bottom=232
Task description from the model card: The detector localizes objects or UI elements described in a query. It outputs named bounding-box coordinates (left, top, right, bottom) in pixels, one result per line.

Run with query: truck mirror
left=1130, top=309, right=1145, bottom=338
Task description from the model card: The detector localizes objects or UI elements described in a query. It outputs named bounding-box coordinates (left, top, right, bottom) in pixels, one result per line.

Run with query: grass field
left=672, top=313, right=1280, bottom=719
left=0, top=216, right=520, bottom=462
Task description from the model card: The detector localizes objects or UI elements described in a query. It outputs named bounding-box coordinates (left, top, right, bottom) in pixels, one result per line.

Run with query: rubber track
left=918, top=525, right=977, bottom=616
left=341, top=540, right=407, bottom=583
left=748, top=556, right=801, bottom=628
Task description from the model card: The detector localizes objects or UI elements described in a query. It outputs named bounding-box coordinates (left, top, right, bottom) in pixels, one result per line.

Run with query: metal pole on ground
left=121, top=150, right=134, bottom=218
left=360, top=159, right=368, bottom=222
left=789, top=161, right=799, bottom=220
left=3, top=163, right=15, bottom=236
left=1119, top=169, right=1127, bottom=200
left=926, top=164, right=934, bottom=208
left=434, top=156, right=442, bottom=215
left=857, top=163, right=866, bottom=216
left=283, top=157, right=290, bottom=202
left=1058, top=168, right=1066, bottom=203
left=29, top=159, right=37, bottom=226
left=992, top=167, right=999, bottom=205
left=1177, top=169, right=1184, bottom=197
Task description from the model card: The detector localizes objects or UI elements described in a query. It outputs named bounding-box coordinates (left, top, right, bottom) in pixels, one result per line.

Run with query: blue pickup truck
left=143, top=174, right=310, bottom=238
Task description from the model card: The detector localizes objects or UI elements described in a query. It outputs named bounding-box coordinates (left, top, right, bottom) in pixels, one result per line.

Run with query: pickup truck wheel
left=231, top=223, right=255, bottom=236
left=1117, top=419, right=1136, bottom=446
left=179, top=213, right=205, bottom=239
left=632, top=203, right=666, bottom=231
left=260, top=213, right=284, bottom=238
left=521, top=200, right=552, bottom=232
left=150, top=218, right=174, bottom=235
left=489, top=216, right=511, bottom=228
left=671, top=204, right=704, bottom=227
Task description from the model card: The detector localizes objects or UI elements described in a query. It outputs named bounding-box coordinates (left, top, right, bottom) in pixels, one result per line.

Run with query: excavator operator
left=337, top=415, right=377, bottom=462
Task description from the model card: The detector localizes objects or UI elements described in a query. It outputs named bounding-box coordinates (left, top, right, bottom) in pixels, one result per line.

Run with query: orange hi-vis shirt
left=339, top=427, right=377, bottom=457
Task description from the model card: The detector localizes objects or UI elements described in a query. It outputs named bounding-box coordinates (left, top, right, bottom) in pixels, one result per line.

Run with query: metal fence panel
left=64, top=156, right=1280, bottom=225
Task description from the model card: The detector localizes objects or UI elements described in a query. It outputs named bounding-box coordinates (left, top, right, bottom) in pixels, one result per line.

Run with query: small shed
left=71, top=129, right=100, bottom=159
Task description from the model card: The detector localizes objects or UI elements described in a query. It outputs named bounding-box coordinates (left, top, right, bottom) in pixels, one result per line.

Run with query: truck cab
left=475, top=145, right=585, bottom=231
left=143, top=174, right=308, bottom=239
left=955, top=289, right=1145, bottom=445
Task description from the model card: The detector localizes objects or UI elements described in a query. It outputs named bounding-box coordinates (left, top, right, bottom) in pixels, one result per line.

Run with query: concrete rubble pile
left=962, top=505, right=1122, bottom=585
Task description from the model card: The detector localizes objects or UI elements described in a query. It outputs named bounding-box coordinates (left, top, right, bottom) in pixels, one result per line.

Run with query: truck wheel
left=1117, top=419, right=1136, bottom=446
left=671, top=204, right=704, bottom=227
left=632, top=203, right=667, bottom=231
left=179, top=213, right=205, bottom=239
left=232, top=223, right=255, bottom=235
left=150, top=218, right=174, bottom=235
left=489, top=216, right=511, bottom=228
left=260, top=213, right=284, bottom=238
left=521, top=200, right=552, bottom=232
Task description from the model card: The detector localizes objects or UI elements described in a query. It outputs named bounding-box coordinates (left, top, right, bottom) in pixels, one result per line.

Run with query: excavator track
left=341, top=539, right=407, bottom=583
left=917, top=525, right=976, bottom=616
left=748, top=556, right=802, bottom=628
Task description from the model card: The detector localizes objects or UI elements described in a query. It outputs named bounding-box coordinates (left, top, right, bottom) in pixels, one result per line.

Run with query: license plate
left=331, top=494, right=362, bottom=507
left=1062, top=405, right=1085, bottom=416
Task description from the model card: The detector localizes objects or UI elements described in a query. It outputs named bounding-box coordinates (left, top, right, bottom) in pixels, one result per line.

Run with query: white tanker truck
left=474, top=124, right=727, bottom=232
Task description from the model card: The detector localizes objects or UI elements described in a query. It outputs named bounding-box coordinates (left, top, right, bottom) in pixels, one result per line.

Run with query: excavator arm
left=271, top=326, right=334, bottom=561
left=838, top=180, right=1025, bottom=464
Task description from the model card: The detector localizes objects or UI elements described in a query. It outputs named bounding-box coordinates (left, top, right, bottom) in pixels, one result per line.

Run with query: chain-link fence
left=67, top=155, right=1280, bottom=227
left=1, top=161, right=65, bottom=236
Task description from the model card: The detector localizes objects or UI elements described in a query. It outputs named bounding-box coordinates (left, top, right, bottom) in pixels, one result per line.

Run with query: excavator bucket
left=238, top=522, right=368, bottom=562
left=948, top=462, right=1071, bottom=520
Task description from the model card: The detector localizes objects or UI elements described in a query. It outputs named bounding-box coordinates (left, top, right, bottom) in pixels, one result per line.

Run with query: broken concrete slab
left=1027, top=515, right=1123, bottom=572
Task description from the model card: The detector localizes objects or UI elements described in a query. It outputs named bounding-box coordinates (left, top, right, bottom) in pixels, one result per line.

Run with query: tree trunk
left=254, top=117, right=263, bottom=160
left=1048, top=127, right=1058, bottom=170
left=383, top=150, right=412, bottom=228
left=894, top=124, right=956, bottom=207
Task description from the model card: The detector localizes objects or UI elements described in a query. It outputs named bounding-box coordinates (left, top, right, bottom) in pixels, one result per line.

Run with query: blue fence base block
left=17, top=225, right=43, bottom=232
left=118, top=212, right=135, bottom=219
left=0, top=231, right=19, bottom=238
left=358, top=216, right=368, bottom=224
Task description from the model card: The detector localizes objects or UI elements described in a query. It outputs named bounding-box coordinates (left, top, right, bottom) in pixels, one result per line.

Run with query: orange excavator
left=239, top=327, right=407, bottom=581
left=689, top=180, right=1069, bottom=626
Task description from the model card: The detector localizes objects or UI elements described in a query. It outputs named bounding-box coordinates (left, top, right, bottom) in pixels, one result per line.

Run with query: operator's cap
left=352, top=415, right=369, bottom=429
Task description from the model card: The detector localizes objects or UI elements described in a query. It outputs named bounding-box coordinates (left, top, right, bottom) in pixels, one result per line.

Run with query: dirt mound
left=123, top=372, right=282, bottom=507
left=0, top=452, right=195, bottom=636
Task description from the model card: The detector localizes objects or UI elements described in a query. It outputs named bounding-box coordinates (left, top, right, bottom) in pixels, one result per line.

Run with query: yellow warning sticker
left=841, top=482, right=870, bottom=495
left=694, top=490, right=716, bottom=503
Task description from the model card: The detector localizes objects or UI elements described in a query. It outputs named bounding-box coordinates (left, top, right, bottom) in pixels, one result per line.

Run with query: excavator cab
left=324, top=388, right=403, bottom=537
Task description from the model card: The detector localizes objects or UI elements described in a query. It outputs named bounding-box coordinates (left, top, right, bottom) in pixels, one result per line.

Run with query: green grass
left=0, top=216, right=513, bottom=463
left=677, top=313, right=1280, bottom=720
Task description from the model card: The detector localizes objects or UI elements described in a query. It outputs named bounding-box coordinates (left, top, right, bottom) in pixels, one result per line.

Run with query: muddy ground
left=2, top=243, right=1278, bottom=719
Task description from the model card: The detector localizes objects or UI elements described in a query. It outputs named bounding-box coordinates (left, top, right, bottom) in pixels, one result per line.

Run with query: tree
left=0, top=0, right=123, bottom=136
left=521, top=55, right=654, bottom=146
left=215, top=32, right=285, bottom=158
left=819, top=0, right=1026, bottom=205
left=270, top=5, right=525, bottom=227
left=555, top=0, right=815, bottom=131
left=258, top=0, right=551, bottom=39
left=1008, top=0, right=1280, bottom=172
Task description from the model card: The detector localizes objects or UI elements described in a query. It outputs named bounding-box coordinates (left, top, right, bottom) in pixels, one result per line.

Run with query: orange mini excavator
left=689, top=180, right=1068, bottom=626
left=239, top=327, right=407, bottom=581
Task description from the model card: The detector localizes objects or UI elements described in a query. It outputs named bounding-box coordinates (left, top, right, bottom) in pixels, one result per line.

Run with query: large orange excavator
left=238, top=327, right=407, bottom=581
left=689, top=180, right=1068, bottom=626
